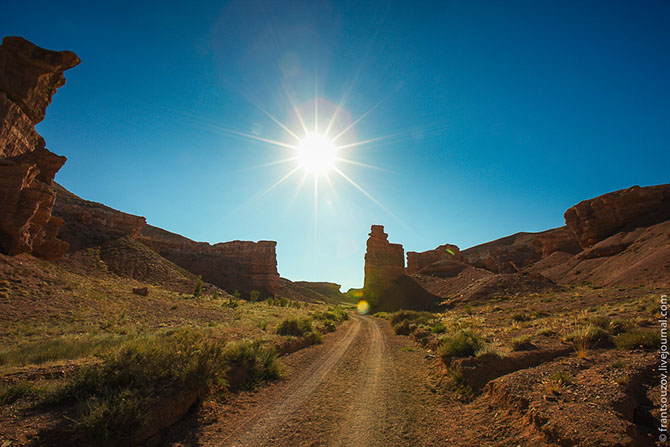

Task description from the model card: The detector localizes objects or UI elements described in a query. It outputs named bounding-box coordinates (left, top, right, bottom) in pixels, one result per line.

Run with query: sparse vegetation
left=250, top=290, right=261, bottom=302
left=614, top=328, right=660, bottom=351
left=438, top=329, right=485, bottom=361
left=0, top=333, right=127, bottom=367
left=276, top=317, right=314, bottom=337
left=44, top=329, right=280, bottom=443
left=193, top=275, right=203, bottom=298
left=0, top=382, right=43, bottom=405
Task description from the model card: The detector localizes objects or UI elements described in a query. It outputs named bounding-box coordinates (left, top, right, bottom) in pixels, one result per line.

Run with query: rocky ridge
left=0, top=36, right=79, bottom=259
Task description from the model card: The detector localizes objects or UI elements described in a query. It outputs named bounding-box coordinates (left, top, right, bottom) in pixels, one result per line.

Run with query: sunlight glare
left=297, top=132, right=337, bottom=175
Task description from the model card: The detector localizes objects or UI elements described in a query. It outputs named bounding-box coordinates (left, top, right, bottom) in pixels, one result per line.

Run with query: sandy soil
left=166, top=315, right=451, bottom=447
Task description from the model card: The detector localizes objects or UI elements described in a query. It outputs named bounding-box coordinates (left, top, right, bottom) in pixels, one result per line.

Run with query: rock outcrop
left=461, top=232, right=544, bottom=274
left=140, top=224, right=279, bottom=296
left=532, top=226, right=582, bottom=257
left=406, top=243, right=462, bottom=274
left=0, top=36, right=79, bottom=259
left=564, top=184, right=670, bottom=248
left=52, top=183, right=146, bottom=251
left=363, top=225, right=405, bottom=292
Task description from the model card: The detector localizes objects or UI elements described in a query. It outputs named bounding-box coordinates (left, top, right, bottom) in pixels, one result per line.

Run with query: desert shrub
left=224, top=298, right=239, bottom=309
left=249, top=290, right=261, bottom=302
left=615, top=329, right=660, bottom=351
left=565, top=324, right=610, bottom=346
left=393, top=320, right=412, bottom=335
left=438, top=329, right=485, bottom=360
left=446, top=367, right=474, bottom=401
left=0, top=382, right=43, bottom=405
left=276, top=317, right=313, bottom=337
left=549, top=371, right=573, bottom=386
left=233, top=290, right=241, bottom=298
left=431, top=322, right=447, bottom=334
left=306, top=331, right=323, bottom=345
left=50, top=329, right=228, bottom=444
left=322, top=320, right=336, bottom=332
left=193, top=275, right=203, bottom=298
left=222, top=340, right=280, bottom=389
left=313, top=306, right=348, bottom=323
left=390, top=311, right=436, bottom=327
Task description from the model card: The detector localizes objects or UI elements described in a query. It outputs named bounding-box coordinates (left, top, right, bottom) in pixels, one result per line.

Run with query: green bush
left=249, top=290, right=261, bottom=302
left=223, top=340, right=280, bottom=389
left=438, top=329, right=485, bottom=360
left=565, top=324, right=610, bottom=347
left=615, top=329, right=660, bottom=351
left=276, top=317, right=313, bottom=337
left=390, top=311, right=436, bottom=327
left=431, top=322, right=447, bottom=334
left=193, top=275, right=203, bottom=298
left=50, top=329, right=228, bottom=444
left=549, top=371, right=573, bottom=386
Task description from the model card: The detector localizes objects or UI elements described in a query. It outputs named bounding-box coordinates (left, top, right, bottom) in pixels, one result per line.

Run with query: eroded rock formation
left=532, top=226, right=581, bottom=257
left=140, top=225, right=279, bottom=296
left=0, top=36, right=80, bottom=259
left=363, top=225, right=405, bottom=292
left=564, top=184, right=670, bottom=248
left=406, top=243, right=462, bottom=274
left=52, top=183, right=146, bottom=251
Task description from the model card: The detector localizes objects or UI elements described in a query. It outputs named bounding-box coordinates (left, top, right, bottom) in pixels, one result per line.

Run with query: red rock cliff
left=363, top=225, right=405, bottom=292
left=564, top=184, right=670, bottom=248
left=0, top=36, right=80, bottom=259
left=140, top=225, right=279, bottom=296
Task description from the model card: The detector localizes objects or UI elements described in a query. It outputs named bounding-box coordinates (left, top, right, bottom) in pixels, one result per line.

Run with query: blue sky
left=3, top=0, right=669, bottom=290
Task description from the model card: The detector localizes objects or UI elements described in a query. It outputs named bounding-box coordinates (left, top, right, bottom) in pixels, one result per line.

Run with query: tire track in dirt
left=335, top=316, right=384, bottom=446
left=222, top=315, right=362, bottom=447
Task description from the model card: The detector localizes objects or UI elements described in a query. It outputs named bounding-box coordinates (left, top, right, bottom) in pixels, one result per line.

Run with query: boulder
left=0, top=36, right=80, bottom=259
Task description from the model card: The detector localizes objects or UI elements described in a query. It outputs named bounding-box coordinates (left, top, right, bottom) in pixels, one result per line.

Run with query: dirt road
left=167, top=314, right=451, bottom=446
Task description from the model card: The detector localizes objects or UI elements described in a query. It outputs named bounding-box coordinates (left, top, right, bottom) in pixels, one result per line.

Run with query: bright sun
left=297, top=132, right=337, bottom=175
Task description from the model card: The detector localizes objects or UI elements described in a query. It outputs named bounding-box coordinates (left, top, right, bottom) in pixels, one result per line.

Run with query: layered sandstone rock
left=564, top=184, right=670, bottom=248
left=0, top=36, right=80, bottom=259
left=140, top=225, right=279, bottom=296
left=363, top=225, right=405, bottom=292
left=406, top=243, right=462, bottom=274
left=52, top=183, right=146, bottom=251
left=533, top=226, right=581, bottom=257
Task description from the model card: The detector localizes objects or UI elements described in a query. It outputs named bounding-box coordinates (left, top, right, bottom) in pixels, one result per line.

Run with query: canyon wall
left=140, top=225, right=279, bottom=296
left=0, top=36, right=79, bottom=259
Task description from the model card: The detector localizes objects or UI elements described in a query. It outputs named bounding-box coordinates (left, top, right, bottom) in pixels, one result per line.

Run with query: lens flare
left=357, top=300, right=370, bottom=315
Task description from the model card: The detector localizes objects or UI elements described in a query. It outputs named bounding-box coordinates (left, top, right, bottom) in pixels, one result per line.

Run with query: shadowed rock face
left=0, top=36, right=80, bottom=259
left=140, top=225, right=279, bottom=297
left=52, top=183, right=147, bottom=251
left=363, top=225, right=405, bottom=292
left=406, top=243, right=462, bottom=275
left=564, top=184, right=670, bottom=248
